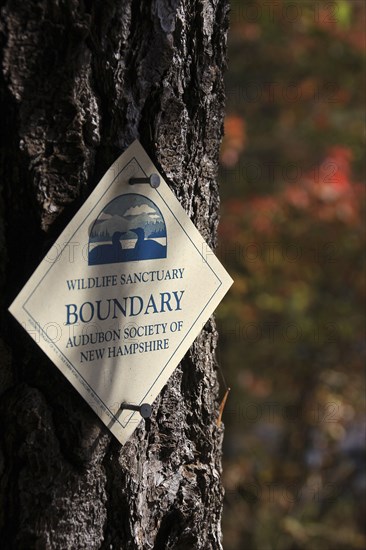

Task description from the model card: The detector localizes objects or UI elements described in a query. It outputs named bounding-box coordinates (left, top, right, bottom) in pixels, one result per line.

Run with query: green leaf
left=336, top=0, right=352, bottom=29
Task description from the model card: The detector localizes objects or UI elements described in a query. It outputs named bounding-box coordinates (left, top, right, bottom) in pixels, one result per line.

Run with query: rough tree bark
left=0, top=1, right=229, bottom=548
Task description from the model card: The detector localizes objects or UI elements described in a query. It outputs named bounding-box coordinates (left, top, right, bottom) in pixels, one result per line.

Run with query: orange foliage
left=221, top=146, right=363, bottom=237
left=221, top=116, right=246, bottom=168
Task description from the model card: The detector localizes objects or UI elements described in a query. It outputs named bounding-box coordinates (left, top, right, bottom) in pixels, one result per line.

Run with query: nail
left=120, top=402, right=152, bottom=418
left=129, top=174, right=160, bottom=188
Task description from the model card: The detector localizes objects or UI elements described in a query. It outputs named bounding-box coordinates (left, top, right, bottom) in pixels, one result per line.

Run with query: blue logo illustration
left=88, top=194, right=167, bottom=265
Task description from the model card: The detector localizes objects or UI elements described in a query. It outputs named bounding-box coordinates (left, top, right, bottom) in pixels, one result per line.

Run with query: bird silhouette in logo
left=88, top=231, right=124, bottom=265
left=88, top=194, right=167, bottom=265
left=125, top=228, right=166, bottom=261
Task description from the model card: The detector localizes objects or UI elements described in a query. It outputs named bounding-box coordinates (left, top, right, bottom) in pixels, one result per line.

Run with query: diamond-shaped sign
left=9, top=141, right=233, bottom=445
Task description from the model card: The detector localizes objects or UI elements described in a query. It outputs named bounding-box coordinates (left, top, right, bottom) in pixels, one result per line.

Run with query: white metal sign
left=9, top=141, right=233, bottom=445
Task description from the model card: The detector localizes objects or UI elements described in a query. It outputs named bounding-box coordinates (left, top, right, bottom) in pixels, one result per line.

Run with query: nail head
left=129, top=174, right=160, bottom=188
left=140, top=403, right=152, bottom=418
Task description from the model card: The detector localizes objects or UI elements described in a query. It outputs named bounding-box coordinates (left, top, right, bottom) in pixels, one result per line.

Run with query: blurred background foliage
left=217, top=1, right=365, bottom=548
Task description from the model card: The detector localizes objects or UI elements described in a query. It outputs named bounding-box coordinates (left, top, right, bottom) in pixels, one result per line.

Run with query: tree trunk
left=0, top=1, right=229, bottom=548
